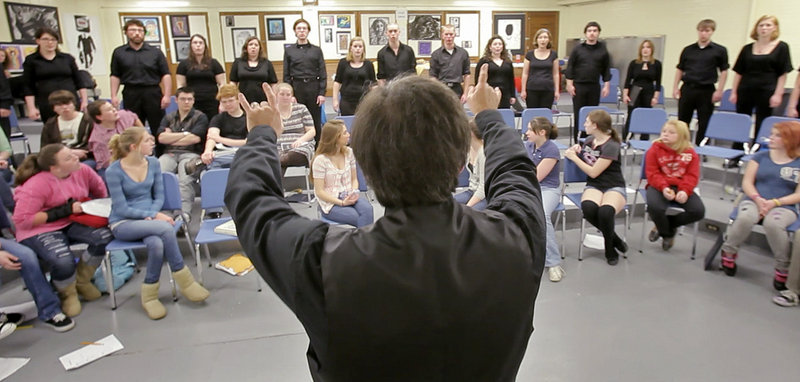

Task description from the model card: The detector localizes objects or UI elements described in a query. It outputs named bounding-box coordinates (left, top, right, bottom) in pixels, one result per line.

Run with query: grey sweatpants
left=722, top=200, right=796, bottom=271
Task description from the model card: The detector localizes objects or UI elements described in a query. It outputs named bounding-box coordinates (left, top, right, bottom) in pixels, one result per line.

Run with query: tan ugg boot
left=141, top=282, right=166, bottom=320
left=172, top=267, right=209, bottom=303
left=76, top=261, right=102, bottom=301
left=56, top=282, right=82, bottom=317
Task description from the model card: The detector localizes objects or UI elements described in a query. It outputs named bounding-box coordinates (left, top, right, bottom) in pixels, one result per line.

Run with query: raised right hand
left=239, top=83, right=283, bottom=135
left=466, top=64, right=500, bottom=115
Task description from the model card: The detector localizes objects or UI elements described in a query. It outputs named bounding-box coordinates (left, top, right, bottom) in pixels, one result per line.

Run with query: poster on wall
left=407, top=14, right=440, bottom=40
left=449, top=17, right=460, bottom=37
left=231, top=27, right=256, bottom=57
left=337, top=32, right=350, bottom=54
left=170, top=15, right=190, bottom=38
left=64, top=14, right=107, bottom=76
left=174, top=39, right=190, bottom=61
left=0, top=43, right=35, bottom=73
left=368, top=17, right=389, bottom=46
left=494, top=14, right=525, bottom=55
left=337, top=15, right=351, bottom=29
left=267, top=18, right=285, bottom=40
left=123, top=16, right=161, bottom=43
left=4, top=2, right=61, bottom=43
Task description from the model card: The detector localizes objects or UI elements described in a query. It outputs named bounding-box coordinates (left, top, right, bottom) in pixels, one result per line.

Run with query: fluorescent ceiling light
left=134, top=1, right=190, bottom=7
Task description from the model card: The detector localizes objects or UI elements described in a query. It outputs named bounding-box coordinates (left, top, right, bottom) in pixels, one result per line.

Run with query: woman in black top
left=730, top=15, right=793, bottom=149
left=22, top=28, right=87, bottom=123
left=622, top=39, right=662, bottom=140
left=474, top=35, right=515, bottom=109
left=176, top=34, right=225, bottom=119
left=333, top=37, right=376, bottom=116
left=230, top=36, right=278, bottom=104
left=521, top=28, right=559, bottom=109
left=0, top=49, right=12, bottom=140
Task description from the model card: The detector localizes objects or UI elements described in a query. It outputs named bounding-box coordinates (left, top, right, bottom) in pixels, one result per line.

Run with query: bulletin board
left=318, top=12, right=356, bottom=60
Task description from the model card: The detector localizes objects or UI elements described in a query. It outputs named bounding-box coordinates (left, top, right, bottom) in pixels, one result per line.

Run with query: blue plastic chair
left=694, top=112, right=751, bottom=196
left=100, top=172, right=199, bottom=310
left=744, top=116, right=800, bottom=160
left=336, top=115, right=355, bottom=134
left=7, top=108, right=31, bottom=156
left=497, top=108, right=516, bottom=130
left=719, top=89, right=736, bottom=112
left=599, top=68, right=620, bottom=106
left=521, top=108, right=567, bottom=149
left=626, top=108, right=668, bottom=152
left=164, top=96, right=178, bottom=115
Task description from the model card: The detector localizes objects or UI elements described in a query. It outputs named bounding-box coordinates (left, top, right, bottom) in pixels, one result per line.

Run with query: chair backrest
left=563, top=158, right=587, bottom=184
left=164, top=96, right=178, bottom=115
left=719, top=89, right=736, bottom=112
left=705, top=112, right=752, bottom=143
left=521, top=108, right=553, bottom=133
left=8, top=108, right=19, bottom=128
left=600, top=84, right=619, bottom=104
left=628, top=108, right=667, bottom=136
left=656, top=85, right=665, bottom=106
left=755, top=116, right=798, bottom=146
left=578, top=106, right=606, bottom=132
left=355, top=163, right=368, bottom=192
left=200, top=168, right=230, bottom=210
left=497, top=108, right=516, bottom=130
left=336, top=115, right=355, bottom=134
left=162, top=172, right=183, bottom=211
left=599, top=68, right=620, bottom=86
left=457, top=166, right=470, bottom=188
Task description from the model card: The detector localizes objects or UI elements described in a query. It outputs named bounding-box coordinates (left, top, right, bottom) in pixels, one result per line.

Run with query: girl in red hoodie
left=644, top=120, right=705, bottom=250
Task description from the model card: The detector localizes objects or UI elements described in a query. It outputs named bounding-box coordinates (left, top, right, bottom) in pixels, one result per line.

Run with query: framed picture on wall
left=320, top=15, right=334, bottom=26
left=123, top=16, right=161, bottom=43
left=267, top=18, right=285, bottom=41
left=337, top=32, right=350, bottom=54
left=174, top=39, right=190, bottom=61
left=337, top=15, right=351, bottom=29
left=231, top=27, right=257, bottom=57
left=449, top=17, right=460, bottom=37
left=494, top=14, right=525, bottom=55
left=407, top=14, right=440, bottom=41
left=4, top=2, right=61, bottom=43
left=170, top=15, right=190, bottom=38
left=368, top=17, right=389, bottom=46
left=0, top=42, right=36, bottom=72
left=324, top=28, right=333, bottom=43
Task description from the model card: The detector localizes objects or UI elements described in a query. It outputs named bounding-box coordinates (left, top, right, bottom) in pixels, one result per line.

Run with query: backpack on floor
left=93, top=250, right=137, bottom=292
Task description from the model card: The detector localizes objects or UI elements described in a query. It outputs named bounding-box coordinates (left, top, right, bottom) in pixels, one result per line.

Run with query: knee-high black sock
left=581, top=200, right=600, bottom=228
left=597, top=205, right=619, bottom=259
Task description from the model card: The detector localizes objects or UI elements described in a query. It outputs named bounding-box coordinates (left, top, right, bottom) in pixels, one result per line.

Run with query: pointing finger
left=238, top=93, right=253, bottom=113
left=263, top=82, right=277, bottom=107
left=477, top=63, right=489, bottom=86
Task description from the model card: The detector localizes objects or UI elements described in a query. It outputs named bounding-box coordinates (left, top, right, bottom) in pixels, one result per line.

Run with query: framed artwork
left=324, top=28, right=333, bottom=43
left=231, top=27, right=257, bottom=57
left=123, top=16, right=161, bottom=43
left=494, top=14, right=525, bottom=55
left=4, top=2, right=61, bottom=43
left=462, top=40, right=472, bottom=49
left=174, top=39, right=190, bottom=61
left=418, top=41, right=431, bottom=56
left=368, top=17, right=389, bottom=46
left=407, top=14, right=440, bottom=40
left=337, top=32, right=350, bottom=54
left=170, top=15, right=190, bottom=38
left=224, top=15, right=235, bottom=27
left=0, top=42, right=36, bottom=72
left=267, top=18, right=285, bottom=40
left=449, top=17, right=460, bottom=37
left=337, top=15, right=351, bottom=29
left=320, top=15, right=334, bottom=26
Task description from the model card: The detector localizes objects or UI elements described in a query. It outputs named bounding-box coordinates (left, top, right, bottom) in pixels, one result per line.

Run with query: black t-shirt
left=580, top=136, right=625, bottom=189
left=676, top=42, right=729, bottom=86
left=525, top=50, right=558, bottom=91
left=209, top=112, right=247, bottom=140
left=176, top=59, right=225, bottom=100
left=230, top=58, right=278, bottom=104
left=334, top=58, right=376, bottom=99
left=733, top=41, right=793, bottom=91
left=110, top=43, right=170, bottom=86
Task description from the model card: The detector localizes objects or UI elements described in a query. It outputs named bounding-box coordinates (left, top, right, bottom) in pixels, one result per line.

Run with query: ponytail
left=587, top=109, right=620, bottom=143
left=15, top=143, right=65, bottom=186
left=528, top=117, right=558, bottom=140
left=110, top=126, right=147, bottom=161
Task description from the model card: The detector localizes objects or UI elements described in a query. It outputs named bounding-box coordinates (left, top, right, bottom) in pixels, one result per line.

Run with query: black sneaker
left=44, top=313, right=75, bottom=332
left=0, top=314, right=17, bottom=341
left=606, top=256, right=619, bottom=266
left=613, top=235, right=628, bottom=253
left=185, top=158, right=206, bottom=176
left=648, top=227, right=660, bottom=242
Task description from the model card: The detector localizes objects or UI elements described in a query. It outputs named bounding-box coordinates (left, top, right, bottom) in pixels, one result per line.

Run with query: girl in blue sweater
left=106, top=126, right=209, bottom=320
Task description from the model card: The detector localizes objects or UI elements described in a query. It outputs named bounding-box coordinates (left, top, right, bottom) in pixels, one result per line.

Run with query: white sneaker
left=548, top=265, right=565, bottom=282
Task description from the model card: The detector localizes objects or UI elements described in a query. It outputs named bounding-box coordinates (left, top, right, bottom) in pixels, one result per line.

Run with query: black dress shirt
left=225, top=110, right=546, bottom=382
left=565, top=41, right=611, bottom=84
left=156, top=108, right=208, bottom=154
left=376, top=43, right=416, bottom=80
left=110, top=43, right=170, bottom=86
left=624, top=60, right=662, bottom=92
left=283, top=43, right=327, bottom=96
left=429, top=45, right=471, bottom=84
left=676, top=42, right=729, bottom=86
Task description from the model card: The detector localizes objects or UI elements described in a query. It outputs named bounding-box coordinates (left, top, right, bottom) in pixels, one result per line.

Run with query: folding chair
left=521, top=108, right=567, bottom=150
left=7, top=108, right=31, bottom=157
left=624, top=108, right=667, bottom=179
left=194, top=168, right=262, bottom=292
left=336, top=115, right=355, bottom=134
left=100, top=172, right=200, bottom=310
left=599, top=68, right=621, bottom=108
left=741, top=116, right=799, bottom=163
left=497, top=108, right=516, bottom=131
left=694, top=112, right=751, bottom=197
left=164, top=96, right=178, bottom=115
left=718, top=89, right=736, bottom=112
left=562, top=159, right=629, bottom=261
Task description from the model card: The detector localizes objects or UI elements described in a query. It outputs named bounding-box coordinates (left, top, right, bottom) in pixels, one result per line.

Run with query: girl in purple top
left=525, top=117, right=563, bottom=281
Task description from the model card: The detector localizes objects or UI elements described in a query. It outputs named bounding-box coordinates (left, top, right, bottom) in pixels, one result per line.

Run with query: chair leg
left=102, top=251, right=116, bottom=310
left=578, top=219, right=585, bottom=261
left=168, top=270, right=178, bottom=302
left=720, top=161, right=729, bottom=199
left=691, top=221, right=699, bottom=260
left=202, top=243, right=213, bottom=268
left=255, top=273, right=262, bottom=292
left=560, top=210, right=566, bottom=259
left=623, top=209, right=629, bottom=259
left=640, top=209, right=649, bottom=253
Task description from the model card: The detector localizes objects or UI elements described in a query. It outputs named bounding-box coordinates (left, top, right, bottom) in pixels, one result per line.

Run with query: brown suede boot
left=141, top=282, right=166, bottom=320
left=172, top=267, right=209, bottom=302
left=56, top=282, right=82, bottom=317
left=76, top=261, right=102, bottom=301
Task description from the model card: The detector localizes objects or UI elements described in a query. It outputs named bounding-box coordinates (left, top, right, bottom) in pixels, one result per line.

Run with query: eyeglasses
left=127, top=28, right=145, bottom=33
left=38, top=37, right=58, bottom=42
left=177, top=97, right=194, bottom=102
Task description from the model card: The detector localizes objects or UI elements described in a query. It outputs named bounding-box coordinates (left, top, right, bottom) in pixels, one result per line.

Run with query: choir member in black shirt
left=230, top=36, right=277, bottom=105
left=22, top=27, right=87, bottom=123
left=521, top=28, right=560, bottom=109
left=0, top=49, right=12, bottom=140
left=622, top=39, right=662, bottom=140
left=110, top=19, right=172, bottom=136
left=283, top=19, right=326, bottom=143
left=673, top=19, right=729, bottom=146
left=376, top=23, right=416, bottom=85
left=333, top=37, right=376, bottom=116
left=730, top=15, right=793, bottom=150
left=565, top=21, right=611, bottom=144
left=176, top=34, right=226, bottom=120
left=474, top=35, right=516, bottom=109
left=429, top=24, right=472, bottom=103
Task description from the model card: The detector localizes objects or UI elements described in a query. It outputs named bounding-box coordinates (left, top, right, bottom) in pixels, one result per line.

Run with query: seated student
left=564, top=109, right=628, bottom=265
left=454, top=120, right=486, bottom=210
left=0, top=239, right=75, bottom=331
left=0, top=131, right=13, bottom=212
left=106, top=126, right=209, bottom=320
left=312, top=120, right=373, bottom=228
left=525, top=117, right=564, bottom=281
left=87, top=99, right=143, bottom=176
left=721, top=121, right=800, bottom=290
left=644, top=120, right=705, bottom=250
left=40, top=90, right=94, bottom=168
left=225, top=66, right=546, bottom=380
left=775, top=232, right=800, bottom=307
left=275, top=83, right=315, bottom=172
left=156, top=87, right=208, bottom=220
left=12, top=144, right=111, bottom=318
left=194, top=84, right=247, bottom=173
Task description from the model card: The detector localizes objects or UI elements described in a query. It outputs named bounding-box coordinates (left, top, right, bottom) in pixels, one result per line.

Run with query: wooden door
left=525, top=12, right=559, bottom=53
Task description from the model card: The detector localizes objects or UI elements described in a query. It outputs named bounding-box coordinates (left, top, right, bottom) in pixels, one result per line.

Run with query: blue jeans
left=454, top=189, right=487, bottom=211
left=321, top=197, right=374, bottom=228
left=542, top=187, right=562, bottom=267
left=208, top=151, right=235, bottom=169
left=21, top=223, right=113, bottom=288
left=111, top=220, right=185, bottom=284
left=1, top=239, right=61, bottom=321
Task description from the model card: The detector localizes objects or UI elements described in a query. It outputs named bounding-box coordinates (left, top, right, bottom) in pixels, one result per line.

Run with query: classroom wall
left=3, top=0, right=799, bottom=100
